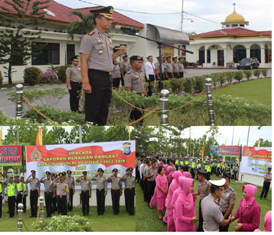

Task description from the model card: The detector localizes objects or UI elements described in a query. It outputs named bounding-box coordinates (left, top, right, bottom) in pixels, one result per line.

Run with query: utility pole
left=180, top=0, right=184, bottom=32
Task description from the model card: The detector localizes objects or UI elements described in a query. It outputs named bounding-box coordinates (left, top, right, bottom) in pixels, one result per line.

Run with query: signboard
left=25, top=141, right=135, bottom=190
left=162, top=42, right=174, bottom=58
left=240, top=147, right=272, bottom=176
left=210, top=145, right=241, bottom=158
left=0, top=145, right=23, bottom=166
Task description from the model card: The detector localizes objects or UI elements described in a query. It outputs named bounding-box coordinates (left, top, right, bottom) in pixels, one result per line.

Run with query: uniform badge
left=87, top=31, right=95, bottom=36
left=102, top=45, right=105, bottom=48
left=98, top=32, right=102, bottom=37
left=99, top=50, right=103, bottom=55
left=227, top=193, right=229, bottom=197
left=186, top=203, right=189, bottom=206
left=123, top=142, right=131, bottom=155
left=109, top=38, right=112, bottom=44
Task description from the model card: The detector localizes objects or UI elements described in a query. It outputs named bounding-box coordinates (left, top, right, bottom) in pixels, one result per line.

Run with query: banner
left=240, top=147, right=272, bottom=176
left=210, top=145, right=240, bottom=158
left=0, top=145, right=23, bottom=166
left=25, top=140, right=136, bottom=190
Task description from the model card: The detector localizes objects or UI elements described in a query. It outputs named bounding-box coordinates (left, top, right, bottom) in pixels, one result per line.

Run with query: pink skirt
left=157, top=197, right=165, bottom=210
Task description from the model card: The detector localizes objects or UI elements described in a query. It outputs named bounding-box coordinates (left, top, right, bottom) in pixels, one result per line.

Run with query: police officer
left=201, top=178, right=232, bottom=232
left=216, top=160, right=222, bottom=176
left=76, top=171, right=92, bottom=216
left=233, top=162, right=239, bottom=180
left=20, top=174, right=27, bottom=213
left=51, top=173, right=57, bottom=213
left=121, top=168, right=135, bottom=215
left=190, top=158, right=196, bottom=179
left=0, top=173, right=4, bottom=218
left=192, top=170, right=210, bottom=232
left=26, top=170, right=40, bottom=218
left=178, top=57, right=185, bottom=78
left=155, top=56, right=165, bottom=80
left=80, top=6, right=127, bottom=125
left=146, top=161, right=157, bottom=208
left=205, top=161, right=211, bottom=180
left=106, top=168, right=122, bottom=215
left=135, top=155, right=141, bottom=183
left=260, top=167, right=272, bottom=200
left=51, top=172, right=69, bottom=216
left=66, top=170, right=75, bottom=212
left=166, top=56, right=173, bottom=79
left=112, top=59, right=121, bottom=88
left=184, top=157, right=189, bottom=172
left=91, top=168, right=107, bottom=216
left=120, top=55, right=130, bottom=86
left=15, top=174, right=24, bottom=215
left=124, top=55, right=147, bottom=123
left=172, top=57, right=180, bottom=78
left=4, top=175, right=17, bottom=218
left=40, top=171, right=54, bottom=217
left=66, top=55, right=82, bottom=113
left=162, top=56, right=168, bottom=80
left=219, top=173, right=236, bottom=231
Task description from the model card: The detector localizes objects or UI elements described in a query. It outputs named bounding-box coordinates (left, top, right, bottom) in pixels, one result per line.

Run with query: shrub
left=217, top=73, right=226, bottom=86
left=40, top=71, right=58, bottom=83
left=169, top=78, right=184, bottom=94
left=253, top=69, right=261, bottom=79
left=195, top=76, right=205, bottom=92
left=183, top=60, right=189, bottom=68
left=56, top=64, right=71, bottom=82
left=0, top=71, right=3, bottom=85
left=261, top=69, right=268, bottom=78
left=243, top=70, right=252, bottom=81
left=225, top=72, right=234, bottom=84
left=210, top=73, right=218, bottom=87
left=234, top=71, right=243, bottom=82
left=183, top=77, right=196, bottom=93
left=23, top=67, right=41, bottom=85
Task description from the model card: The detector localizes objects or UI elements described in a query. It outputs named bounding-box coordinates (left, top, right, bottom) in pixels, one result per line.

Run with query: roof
left=76, top=6, right=144, bottom=29
left=189, top=27, right=272, bottom=40
left=0, top=0, right=144, bottom=28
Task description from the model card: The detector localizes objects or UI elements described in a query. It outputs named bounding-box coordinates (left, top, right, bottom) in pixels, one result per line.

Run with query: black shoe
left=82, top=214, right=85, bottom=216
left=9, top=216, right=14, bottom=218
left=264, top=198, right=267, bottom=200
left=259, top=197, right=262, bottom=200
left=29, top=216, right=34, bottom=218
left=162, top=221, right=167, bottom=225
left=23, top=211, right=26, bottom=213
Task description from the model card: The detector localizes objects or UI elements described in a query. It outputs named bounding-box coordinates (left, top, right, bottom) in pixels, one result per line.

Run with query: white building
left=186, top=6, right=272, bottom=68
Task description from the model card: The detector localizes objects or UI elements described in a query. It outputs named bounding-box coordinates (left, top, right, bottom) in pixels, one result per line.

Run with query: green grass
left=0, top=204, right=135, bottom=232
left=136, top=174, right=272, bottom=232
left=212, top=78, right=272, bottom=107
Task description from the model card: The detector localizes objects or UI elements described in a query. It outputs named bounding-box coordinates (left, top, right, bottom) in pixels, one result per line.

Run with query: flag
left=224, top=139, right=226, bottom=146
left=0, top=128, right=2, bottom=145
left=187, top=145, right=189, bottom=155
left=36, top=127, right=43, bottom=145
left=257, top=138, right=261, bottom=147
left=238, top=138, right=240, bottom=145
left=222, top=156, right=225, bottom=167
left=211, top=139, right=215, bottom=160
left=201, top=140, right=205, bottom=160
left=127, top=126, right=131, bottom=140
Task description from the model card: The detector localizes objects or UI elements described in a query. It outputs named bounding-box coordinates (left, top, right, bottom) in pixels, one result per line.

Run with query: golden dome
left=225, top=9, right=245, bottom=22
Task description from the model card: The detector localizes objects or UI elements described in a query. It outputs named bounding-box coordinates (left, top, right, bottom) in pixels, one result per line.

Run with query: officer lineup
left=136, top=155, right=272, bottom=232
left=0, top=167, right=135, bottom=219
left=65, top=6, right=185, bottom=125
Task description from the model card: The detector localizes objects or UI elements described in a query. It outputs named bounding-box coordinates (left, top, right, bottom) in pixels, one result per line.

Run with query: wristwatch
left=116, top=51, right=120, bottom=56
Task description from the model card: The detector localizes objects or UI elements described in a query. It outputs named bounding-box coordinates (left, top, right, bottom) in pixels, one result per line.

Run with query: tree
left=0, top=0, right=50, bottom=84
left=253, top=138, right=272, bottom=147
left=66, top=10, right=95, bottom=40
left=186, top=31, right=196, bottom=36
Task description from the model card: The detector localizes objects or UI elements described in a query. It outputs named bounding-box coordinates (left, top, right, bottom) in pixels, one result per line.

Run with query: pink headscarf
left=179, top=175, right=185, bottom=189
left=242, top=184, right=257, bottom=208
left=164, top=164, right=168, bottom=171
left=173, top=171, right=183, bottom=183
left=158, top=161, right=162, bottom=166
left=182, top=178, right=194, bottom=197
left=166, top=166, right=173, bottom=176
left=183, top=172, right=191, bottom=178
left=255, top=210, right=272, bottom=232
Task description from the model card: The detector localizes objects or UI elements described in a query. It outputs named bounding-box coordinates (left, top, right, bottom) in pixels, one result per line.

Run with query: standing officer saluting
left=40, top=171, right=54, bottom=217
left=3, top=174, right=17, bottom=218
left=66, top=55, right=82, bottom=113
left=15, top=174, right=24, bottom=215
left=66, top=170, right=75, bottom=212
left=218, top=173, right=236, bottom=231
left=26, top=170, right=40, bottom=218
left=76, top=171, right=92, bottom=216
left=91, top=168, right=107, bottom=216
left=51, top=172, right=69, bottom=216
left=106, top=168, right=122, bottom=215
left=80, top=6, right=127, bottom=125
left=121, top=168, right=136, bottom=215
left=20, top=174, right=28, bottom=213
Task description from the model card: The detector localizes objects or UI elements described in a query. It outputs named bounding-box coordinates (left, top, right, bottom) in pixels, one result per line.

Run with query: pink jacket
left=175, top=178, right=196, bottom=232
left=233, top=185, right=261, bottom=232
left=182, top=172, right=197, bottom=202
left=254, top=210, right=272, bottom=232
left=155, top=174, right=168, bottom=198
left=165, top=171, right=182, bottom=209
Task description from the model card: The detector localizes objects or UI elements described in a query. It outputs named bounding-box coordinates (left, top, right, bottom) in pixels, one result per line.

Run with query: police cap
left=98, top=168, right=104, bottom=173
left=31, top=170, right=36, bottom=174
left=83, top=171, right=87, bottom=175
left=172, top=57, right=177, bottom=60
left=123, top=55, right=128, bottom=59
left=130, top=55, right=143, bottom=64
left=209, top=178, right=226, bottom=188
left=46, top=171, right=51, bottom=175
left=197, top=170, right=207, bottom=177
left=112, top=168, right=118, bottom=173
left=70, top=55, right=79, bottom=62
left=67, top=170, right=72, bottom=174
left=90, top=6, right=114, bottom=20
left=127, top=167, right=133, bottom=172
left=222, top=173, right=231, bottom=179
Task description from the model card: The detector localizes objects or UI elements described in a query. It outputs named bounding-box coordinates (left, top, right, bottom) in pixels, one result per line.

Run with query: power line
left=78, top=0, right=221, bottom=25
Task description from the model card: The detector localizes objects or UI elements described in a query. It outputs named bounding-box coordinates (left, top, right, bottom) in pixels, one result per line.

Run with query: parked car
left=237, top=57, right=260, bottom=70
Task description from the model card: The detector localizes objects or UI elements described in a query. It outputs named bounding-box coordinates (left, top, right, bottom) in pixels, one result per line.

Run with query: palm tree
left=66, top=10, right=95, bottom=40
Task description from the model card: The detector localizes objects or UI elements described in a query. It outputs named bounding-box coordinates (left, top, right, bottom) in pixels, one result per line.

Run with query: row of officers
left=0, top=167, right=135, bottom=219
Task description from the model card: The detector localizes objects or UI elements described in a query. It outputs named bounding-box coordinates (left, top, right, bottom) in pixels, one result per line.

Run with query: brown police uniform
left=178, top=62, right=185, bottom=78
left=121, top=175, right=135, bottom=215
left=155, top=62, right=165, bottom=80
left=172, top=62, right=180, bottom=78
left=65, top=177, right=75, bottom=212
left=91, top=175, right=107, bottom=215
left=51, top=181, right=69, bottom=215
left=197, top=179, right=210, bottom=231
left=120, top=61, right=130, bottom=86
left=109, top=176, right=122, bottom=215
left=166, top=62, right=173, bottom=78
left=41, top=178, right=53, bottom=217
left=146, top=167, right=157, bottom=204
left=28, top=178, right=40, bottom=217
left=78, top=178, right=92, bottom=216
left=112, top=63, right=121, bottom=88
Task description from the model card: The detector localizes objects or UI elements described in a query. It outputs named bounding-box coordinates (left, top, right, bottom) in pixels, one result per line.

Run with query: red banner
left=0, top=145, right=23, bottom=166
left=219, top=146, right=241, bottom=157
left=242, top=147, right=272, bottom=162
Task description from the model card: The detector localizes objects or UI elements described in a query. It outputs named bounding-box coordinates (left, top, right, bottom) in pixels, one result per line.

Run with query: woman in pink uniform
left=166, top=166, right=174, bottom=185
left=175, top=177, right=198, bottom=231
left=231, top=184, right=261, bottom=232
left=254, top=210, right=272, bottom=232
left=155, top=166, right=168, bottom=220
left=164, top=171, right=183, bottom=231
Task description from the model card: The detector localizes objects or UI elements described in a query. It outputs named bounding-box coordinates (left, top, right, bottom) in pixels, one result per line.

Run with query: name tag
left=97, top=42, right=103, bottom=45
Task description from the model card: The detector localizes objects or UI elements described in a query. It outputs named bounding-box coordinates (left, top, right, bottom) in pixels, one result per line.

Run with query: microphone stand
left=122, top=30, right=193, bottom=90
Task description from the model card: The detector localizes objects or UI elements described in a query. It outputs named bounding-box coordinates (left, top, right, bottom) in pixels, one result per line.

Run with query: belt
left=46, top=192, right=53, bottom=194
left=71, top=82, right=82, bottom=84
left=31, top=189, right=38, bottom=192
left=82, top=190, right=88, bottom=193
left=112, top=189, right=119, bottom=191
left=58, top=195, right=65, bottom=198
left=97, top=189, right=104, bottom=191
left=126, top=188, right=134, bottom=190
left=89, top=69, right=112, bottom=76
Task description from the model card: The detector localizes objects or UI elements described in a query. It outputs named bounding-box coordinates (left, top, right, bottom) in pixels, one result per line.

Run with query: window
left=32, top=43, right=60, bottom=65
left=178, top=45, right=186, bottom=56
left=207, top=50, right=211, bottom=63
left=250, top=44, right=261, bottom=63
left=198, top=46, right=205, bottom=64
left=232, top=24, right=238, bottom=27
left=233, top=45, right=246, bottom=63
left=67, top=44, right=75, bottom=65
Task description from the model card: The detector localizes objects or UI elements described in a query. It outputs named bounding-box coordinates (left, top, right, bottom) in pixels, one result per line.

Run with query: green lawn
left=212, top=78, right=272, bottom=107
left=136, top=174, right=272, bottom=232
left=0, top=204, right=135, bottom=232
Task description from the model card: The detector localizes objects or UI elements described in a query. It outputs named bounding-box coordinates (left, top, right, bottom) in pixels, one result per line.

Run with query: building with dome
left=186, top=5, right=272, bottom=68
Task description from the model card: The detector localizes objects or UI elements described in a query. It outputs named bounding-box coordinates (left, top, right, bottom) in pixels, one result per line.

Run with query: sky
left=54, top=0, right=272, bottom=34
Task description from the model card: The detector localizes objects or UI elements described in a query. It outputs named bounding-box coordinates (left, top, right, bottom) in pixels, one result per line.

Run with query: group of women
left=140, top=160, right=272, bottom=232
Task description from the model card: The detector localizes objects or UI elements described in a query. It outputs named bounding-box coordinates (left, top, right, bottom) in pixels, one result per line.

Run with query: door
left=217, top=50, right=224, bottom=66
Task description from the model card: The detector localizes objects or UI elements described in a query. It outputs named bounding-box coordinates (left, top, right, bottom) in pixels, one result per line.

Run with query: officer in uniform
left=0, top=173, right=4, bottom=218
left=192, top=170, right=210, bottom=232
left=260, top=167, right=272, bottom=200
left=121, top=167, right=135, bottom=215
left=216, top=160, right=222, bottom=176
left=184, top=157, right=189, bottom=172
left=15, top=174, right=24, bottom=215
left=166, top=56, right=173, bottom=79
left=178, top=57, right=185, bottom=78
left=76, top=171, right=92, bottom=216
left=20, top=174, right=28, bottom=213
left=91, top=168, right=107, bottom=216
left=190, top=158, right=196, bottom=179
left=233, top=162, right=239, bottom=180
left=155, top=56, right=165, bottom=80
left=219, top=173, right=236, bottom=231
left=120, top=55, right=129, bottom=86
left=112, top=59, right=121, bottom=88
left=106, top=168, right=122, bottom=215
left=172, top=57, right=180, bottom=78
left=135, top=155, right=141, bottom=183
left=66, top=55, right=82, bottom=113
left=66, top=170, right=75, bottom=212
left=51, top=174, right=57, bottom=213
left=205, top=161, right=211, bottom=180
left=80, top=6, right=127, bottom=125
left=26, top=170, right=40, bottom=218
left=162, top=56, right=168, bottom=80
left=51, top=172, right=69, bottom=216
left=124, top=55, right=147, bottom=123
left=3, top=175, right=17, bottom=218
left=201, top=178, right=232, bottom=232
left=146, top=161, right=157, bottom=208
left=40, top=171, right=54, bottom=217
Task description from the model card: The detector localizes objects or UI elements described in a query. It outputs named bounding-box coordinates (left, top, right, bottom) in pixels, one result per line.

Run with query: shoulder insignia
left=87, top=31, right=95, bottom=36
left=230, top=187, right=235, bottom=192
left=127, top=70, right=132, bottom=74
left=106, top=34, right=111, bottom=38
